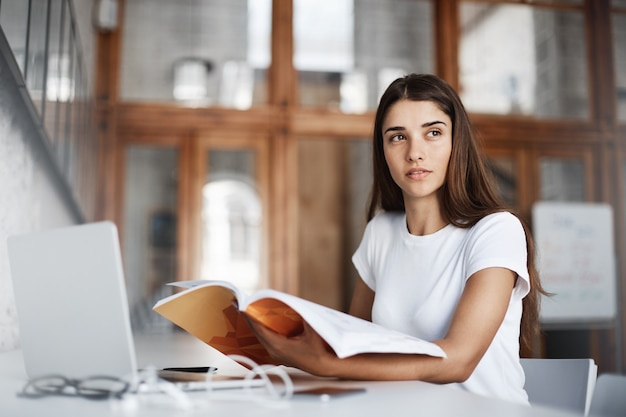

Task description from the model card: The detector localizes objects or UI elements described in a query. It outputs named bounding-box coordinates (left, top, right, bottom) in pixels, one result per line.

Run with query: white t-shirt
left=352, top=211, right=530, bottom=404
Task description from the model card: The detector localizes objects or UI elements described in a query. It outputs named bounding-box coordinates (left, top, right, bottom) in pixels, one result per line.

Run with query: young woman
left=247, top=73, right=545, bottom=404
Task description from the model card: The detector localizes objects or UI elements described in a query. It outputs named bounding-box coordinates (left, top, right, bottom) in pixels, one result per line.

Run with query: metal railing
left=0, top=0, right=96, bottom=220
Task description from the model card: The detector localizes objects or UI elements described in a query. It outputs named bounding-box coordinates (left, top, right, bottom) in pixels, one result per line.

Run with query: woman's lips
left=406, top=168, right=431, bottom=179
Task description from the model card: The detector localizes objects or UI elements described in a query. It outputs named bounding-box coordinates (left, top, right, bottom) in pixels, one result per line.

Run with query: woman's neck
left=404, top=199, right=447, bottom=236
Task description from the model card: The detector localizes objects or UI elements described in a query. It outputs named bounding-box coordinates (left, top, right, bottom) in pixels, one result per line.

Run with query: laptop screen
left=8, top=222, right=138, bottom=384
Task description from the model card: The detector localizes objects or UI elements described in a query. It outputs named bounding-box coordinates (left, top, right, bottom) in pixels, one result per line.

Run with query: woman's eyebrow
left=383, top=120, right=448, bottom=134
left=422, top=120, right=447, bottom=128
left=383, top=126, right=404, bottom=134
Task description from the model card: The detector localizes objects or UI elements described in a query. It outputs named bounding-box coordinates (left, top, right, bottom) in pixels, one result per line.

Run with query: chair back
left=521, top=358, right=597, bottom=416
left=588, top=373, right=626, bottom=417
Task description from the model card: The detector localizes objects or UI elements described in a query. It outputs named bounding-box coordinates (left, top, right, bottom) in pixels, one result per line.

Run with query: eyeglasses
left=18, top=375, right=130, bottom=400
left=18, top=355, right=294, bottom=409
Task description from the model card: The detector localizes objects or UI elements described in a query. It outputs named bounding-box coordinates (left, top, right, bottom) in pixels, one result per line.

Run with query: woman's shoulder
left=363, top=211, right=405, bottom=237
left=472, top=211, right=525, bottom=236
left=477, top=210, right=520, bottom=225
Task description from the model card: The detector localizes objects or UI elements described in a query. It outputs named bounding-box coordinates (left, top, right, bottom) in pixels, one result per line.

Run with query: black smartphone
left=158, top=366, right=217, bottom=383
left=162, top=366, right=217, bottom=373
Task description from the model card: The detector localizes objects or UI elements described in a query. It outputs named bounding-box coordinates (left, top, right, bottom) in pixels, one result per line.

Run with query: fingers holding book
left=243, top=313, right=336, bottom=376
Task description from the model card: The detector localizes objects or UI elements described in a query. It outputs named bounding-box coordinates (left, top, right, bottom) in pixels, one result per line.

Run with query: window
left=123, top=144, right=179, bottom=331
left=540, top=157, right=586, bottom=201
left=202, top=179, right=261, bottom=293
left=294, top=0, right=434, bottom=112
left=120, top=0, right=271, bottom=108
left=198, top=143, right=268, bottom=294
left=459, top=2, right=588, bottom=119
left=613, top=1, right=626, bottom=122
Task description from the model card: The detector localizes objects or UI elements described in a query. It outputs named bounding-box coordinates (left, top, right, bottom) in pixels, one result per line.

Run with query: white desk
left=0, top=332, right=581, bottom=417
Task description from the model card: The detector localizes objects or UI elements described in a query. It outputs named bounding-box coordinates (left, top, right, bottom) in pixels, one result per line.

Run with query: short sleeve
left=352, top=219, right=376, bottom=291
left=465, top=212, right=530, bottom=301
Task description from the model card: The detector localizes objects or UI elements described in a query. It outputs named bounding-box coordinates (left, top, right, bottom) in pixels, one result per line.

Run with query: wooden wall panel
left=297, top=140, right=346, bottom=309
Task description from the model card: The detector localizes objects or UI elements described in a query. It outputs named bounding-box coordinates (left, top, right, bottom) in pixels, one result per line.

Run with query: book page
left=245, top=290, right=446, bottom=359
left=166, top=280, right=248, bottom=305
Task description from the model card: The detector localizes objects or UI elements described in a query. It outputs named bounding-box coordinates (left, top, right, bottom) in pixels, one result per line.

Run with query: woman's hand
left=243, top=314, right=337, bottom=376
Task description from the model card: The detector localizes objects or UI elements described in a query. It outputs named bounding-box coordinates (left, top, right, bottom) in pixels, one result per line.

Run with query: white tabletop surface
left=0, top=332, right=582, bottom=417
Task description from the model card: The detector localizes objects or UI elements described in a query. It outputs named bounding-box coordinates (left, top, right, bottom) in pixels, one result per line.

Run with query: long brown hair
left=367, top=73, right=546, bottom=352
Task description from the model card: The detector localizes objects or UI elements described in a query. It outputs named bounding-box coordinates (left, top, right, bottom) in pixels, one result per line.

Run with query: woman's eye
left=427, top=130, right=442, bottom=138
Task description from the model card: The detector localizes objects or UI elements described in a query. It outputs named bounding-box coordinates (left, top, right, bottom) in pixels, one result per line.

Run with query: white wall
left=0, top=56, right=80, bottom=351
left=0, top=0, right=96, bottom=351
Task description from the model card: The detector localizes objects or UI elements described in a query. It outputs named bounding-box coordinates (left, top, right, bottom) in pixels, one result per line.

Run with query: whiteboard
left=532, top=202, right=617, bottom=324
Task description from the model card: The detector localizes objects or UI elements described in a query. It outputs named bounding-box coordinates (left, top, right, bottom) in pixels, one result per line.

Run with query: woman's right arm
left=348, top=278, right=375, bottom=321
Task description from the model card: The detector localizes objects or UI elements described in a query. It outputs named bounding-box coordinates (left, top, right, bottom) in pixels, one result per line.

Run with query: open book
left=153, top=280, right=446, bottom=365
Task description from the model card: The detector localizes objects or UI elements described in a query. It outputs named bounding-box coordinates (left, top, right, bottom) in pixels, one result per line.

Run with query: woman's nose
left=407, top=139, right=424, bottom=162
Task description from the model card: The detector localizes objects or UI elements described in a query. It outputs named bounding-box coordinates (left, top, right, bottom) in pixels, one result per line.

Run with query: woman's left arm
left=245, top=267, right=516, bottom=383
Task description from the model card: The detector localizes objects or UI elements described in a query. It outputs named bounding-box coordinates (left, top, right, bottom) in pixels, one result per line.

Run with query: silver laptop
left=8, top=222, right=262, bottom=392
left=8, top=222, right=139, bottom=386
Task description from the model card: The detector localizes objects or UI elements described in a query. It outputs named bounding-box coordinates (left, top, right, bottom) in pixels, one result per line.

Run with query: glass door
left=190, top=134, right=269, bottom=294
left=121, top=139, right=181, bottom=332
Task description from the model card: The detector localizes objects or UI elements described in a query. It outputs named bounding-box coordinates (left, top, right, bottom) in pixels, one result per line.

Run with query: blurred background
left=0, top=0, right=625, bottom=376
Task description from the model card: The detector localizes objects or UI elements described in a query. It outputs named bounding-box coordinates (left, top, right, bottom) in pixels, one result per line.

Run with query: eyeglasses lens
left=78, top=376, right=129, bottom=399
left=20, top=375, right=129, bottom=400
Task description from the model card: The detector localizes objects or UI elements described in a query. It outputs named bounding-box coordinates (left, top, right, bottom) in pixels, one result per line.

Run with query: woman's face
left=382, top=99, right=452, bottom=206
